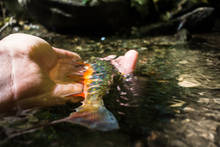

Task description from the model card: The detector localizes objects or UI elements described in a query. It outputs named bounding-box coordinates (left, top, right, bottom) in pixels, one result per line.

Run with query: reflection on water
left=0, top=32, right=220, bottom=147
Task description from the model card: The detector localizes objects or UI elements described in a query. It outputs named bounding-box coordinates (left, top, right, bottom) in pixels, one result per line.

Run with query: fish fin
left=65, top=106, right=119, bottom=131
left=71, top=92, right=85, bottom=98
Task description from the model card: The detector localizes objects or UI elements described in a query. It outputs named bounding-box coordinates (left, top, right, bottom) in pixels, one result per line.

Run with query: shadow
left=103, top=67, right=184, bottom=146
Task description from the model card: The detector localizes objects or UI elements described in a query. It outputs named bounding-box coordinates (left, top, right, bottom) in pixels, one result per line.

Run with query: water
left=0, top=27, right=220, bottom=147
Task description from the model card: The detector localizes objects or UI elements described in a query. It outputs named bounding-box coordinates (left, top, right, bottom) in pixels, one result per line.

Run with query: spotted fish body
left=66, top=60, right=120, bottom=131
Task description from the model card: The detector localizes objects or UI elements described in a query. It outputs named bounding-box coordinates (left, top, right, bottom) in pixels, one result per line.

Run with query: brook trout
left=64, top=60, right=120, bottom=131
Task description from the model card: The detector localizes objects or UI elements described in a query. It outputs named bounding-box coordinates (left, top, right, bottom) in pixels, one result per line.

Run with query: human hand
left=0, top=33, right=138, bottom=113
left=0, top=33, right=84, bottom=112
left=102, top=50, right=138, bottom=75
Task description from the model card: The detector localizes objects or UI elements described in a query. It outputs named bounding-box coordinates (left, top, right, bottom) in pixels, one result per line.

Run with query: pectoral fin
left=65, top=106, right=119, bottom=131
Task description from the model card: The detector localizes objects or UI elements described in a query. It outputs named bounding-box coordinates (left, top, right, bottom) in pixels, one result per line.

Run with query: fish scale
left=65, top=59, right=120, bottom=131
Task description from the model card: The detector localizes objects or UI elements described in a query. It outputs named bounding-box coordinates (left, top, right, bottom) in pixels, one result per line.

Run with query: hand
left=102, top=50, right=138, bottom=75
left=0, top=33, right=84, bottom=112
left=0, top=33, right=138, bottom=113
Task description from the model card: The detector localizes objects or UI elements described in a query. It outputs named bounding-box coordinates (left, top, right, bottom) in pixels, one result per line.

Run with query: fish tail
left=65, top=105, right=119, bottom=131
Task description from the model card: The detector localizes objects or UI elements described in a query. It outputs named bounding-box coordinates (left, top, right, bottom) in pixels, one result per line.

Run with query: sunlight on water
left=0, top=32, right=220, bottom=147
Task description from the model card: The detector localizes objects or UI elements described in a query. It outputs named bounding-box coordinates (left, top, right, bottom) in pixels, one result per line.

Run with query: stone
left=178, top=74, right=201, bottom=88
left=183, top=107, right=195, bottom=112
left=5, top=0, right=140, bottom=33
left=176, top=7, right=215, bottom=32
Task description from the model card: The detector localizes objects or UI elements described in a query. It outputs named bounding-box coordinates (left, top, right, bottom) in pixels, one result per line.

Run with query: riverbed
left=0, top=25, right=220, bottom=147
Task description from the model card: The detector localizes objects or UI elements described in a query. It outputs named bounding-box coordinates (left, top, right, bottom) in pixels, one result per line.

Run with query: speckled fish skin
left=66, top=60, right=120, bottom=131
left=83, top=60, right=114, bottom=105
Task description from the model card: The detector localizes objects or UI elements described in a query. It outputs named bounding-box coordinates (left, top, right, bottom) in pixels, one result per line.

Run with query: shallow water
left=0, top=27, right=220, bottom=147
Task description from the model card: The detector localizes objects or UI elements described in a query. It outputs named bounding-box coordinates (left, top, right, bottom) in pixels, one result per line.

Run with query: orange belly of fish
left=72, top=63, right=94, bottom=99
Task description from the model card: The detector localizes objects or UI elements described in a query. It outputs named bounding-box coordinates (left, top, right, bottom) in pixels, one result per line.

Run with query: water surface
left=0, top=27, right=220, bottom=147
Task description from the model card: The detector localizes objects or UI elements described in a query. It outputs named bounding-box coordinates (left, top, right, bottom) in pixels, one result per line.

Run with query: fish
left=61, top=59, right=120, bottom=131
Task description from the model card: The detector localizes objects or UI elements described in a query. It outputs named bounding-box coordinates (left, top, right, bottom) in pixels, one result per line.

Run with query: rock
left=169, top=140, right=188, bottom=147
left=5, top=0, right=141, bottom=33
left=130, top=0, right=215, bottom=36
left=176, top=7, right=215, bottom=32
left=134, top=20, right=179, bottom=36
left=135, top=7, right=215, bottom=36
left=154, top=0, right=210, bottom=21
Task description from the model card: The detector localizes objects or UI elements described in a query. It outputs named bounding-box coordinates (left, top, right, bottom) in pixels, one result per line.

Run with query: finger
left=53, top=47, right=81, bottom=61
left=52, top=83, right=83, bottom=98
left=124, top=50, right=138, bottom=73
left=50, top=48, right=85, bottom=83
left=111, top=50, right=138, bottom=74
left=49, top=57, right=85, bottom=83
